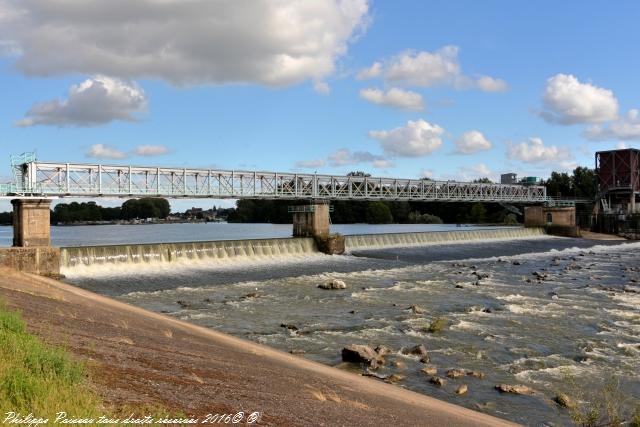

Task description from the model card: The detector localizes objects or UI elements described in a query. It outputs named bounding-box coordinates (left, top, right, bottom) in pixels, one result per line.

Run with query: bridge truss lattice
left=5, top=160, right=548, bottom=203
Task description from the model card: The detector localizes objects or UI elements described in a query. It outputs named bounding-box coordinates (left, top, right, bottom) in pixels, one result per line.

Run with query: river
left=4, top=223, right=639, bottom=425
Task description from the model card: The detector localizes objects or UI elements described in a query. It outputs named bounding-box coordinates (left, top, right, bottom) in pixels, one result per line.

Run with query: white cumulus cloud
left=358, top=46, right=507, bottom=92
left=540, top=74, right=618, bottom=125
left=454, top=130, right=492, bottom=154
left=359, top=87, right=424, bottom=110
left=583, top=109, right=640, bottom=141
left=356, top=62, right=382, bottom=80
left=476, top=76, right=508, bottom=92
left=1, top=0, right=369, bottom=87
left=368, top=119, right=444, bottom=157
left=313, top=81, right=331, bottom=95
left=86, top=144, right=127, bottom=160
left=15, top=75, right=146, bottom=127
left=507, top=137, right=572, bottom=165
left=327, top=149, right=392, bottom=168
left=134, top=145, right=170, bottom=156
left=457, top=163, right=493, bottom=181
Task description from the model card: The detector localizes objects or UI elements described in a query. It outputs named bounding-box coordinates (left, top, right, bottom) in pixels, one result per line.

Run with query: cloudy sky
left=1, top=0, right=639, bottom=211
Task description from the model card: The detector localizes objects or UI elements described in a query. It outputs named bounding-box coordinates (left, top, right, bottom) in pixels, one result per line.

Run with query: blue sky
left=1, top=1, right=639, bottom=212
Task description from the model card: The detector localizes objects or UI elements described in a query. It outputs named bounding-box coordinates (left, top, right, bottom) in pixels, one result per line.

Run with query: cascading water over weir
left=59, top=228, right=546, bottom=274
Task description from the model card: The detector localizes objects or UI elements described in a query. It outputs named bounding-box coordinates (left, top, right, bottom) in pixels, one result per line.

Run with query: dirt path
left=0, top=267, right=518, bottom=426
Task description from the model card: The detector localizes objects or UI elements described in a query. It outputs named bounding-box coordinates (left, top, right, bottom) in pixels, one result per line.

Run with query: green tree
left=473, top=177, right=493, bottom=184
left=468, top=203, right=487, bottom=223
left=546, top=172, right=572, bottom=197
left=365, top=201, right=393, bottom=224
left=572, top=167, right=596, bottom=199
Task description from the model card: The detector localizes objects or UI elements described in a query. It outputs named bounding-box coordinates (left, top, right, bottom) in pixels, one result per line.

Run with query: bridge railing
left=11, top=161, right=548, bottom=203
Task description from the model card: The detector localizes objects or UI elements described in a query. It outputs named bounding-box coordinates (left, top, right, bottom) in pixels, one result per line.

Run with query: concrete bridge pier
left=290, top=203, right=344, bottom=255
left=0, top=199, right=60, bottom=277
left=12, top=199, right=52, bottom=247
left=291, top=203, right=330, bottom=238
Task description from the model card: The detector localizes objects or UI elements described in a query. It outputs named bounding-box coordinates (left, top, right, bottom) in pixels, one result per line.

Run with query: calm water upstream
left=0, top=222, right=505, bottom=247
left=9, top=223, right=639, bottom=425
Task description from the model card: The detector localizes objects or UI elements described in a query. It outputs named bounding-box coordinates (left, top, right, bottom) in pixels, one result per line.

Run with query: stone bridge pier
left=0, top=199, right=60, bottom=277
left=12, top=199, right=52, bottom=247
left=290, top=203, right=344, bottom=255
left=291, top=203, right=330, bottom=238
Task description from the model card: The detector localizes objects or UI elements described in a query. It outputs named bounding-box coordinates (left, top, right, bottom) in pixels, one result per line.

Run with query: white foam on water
left=451, top=319, right=486, bottom=332
left=345, top=227, right=547, bottom=251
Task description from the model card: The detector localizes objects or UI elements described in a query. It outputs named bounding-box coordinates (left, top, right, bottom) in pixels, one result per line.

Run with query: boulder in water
left=429, top=376, right=446, bottom=387
left=280, top=323, right=299, bottom=331
left=427, top=317, right=448, bottom=333
left=342, top=344, right=384, bottom=369
left=446, top=368, right=466, bottom=379
left=554, top=393, right=576, bottom=409
left=467, top=370, right=485, bottom=379
left=495, top=384, right=534, bottom=395
left=319, top=279, right=347, bottom=290
left=409, top=304, right=425, bottom=314
left=402, top=344, right=428, bottom=358
left=374, top=345, right=393, bottom=356
left=455, top=384, right=468, bottom=395
left=421, top=366, right=437, bottom=376
left=473, top=271, right=490, bottom=280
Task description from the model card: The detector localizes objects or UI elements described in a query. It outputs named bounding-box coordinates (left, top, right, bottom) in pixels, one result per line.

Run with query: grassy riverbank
left=0, top=302, right=104, bottom=418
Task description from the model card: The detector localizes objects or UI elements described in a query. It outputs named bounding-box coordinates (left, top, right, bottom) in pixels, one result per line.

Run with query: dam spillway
left=60, top=237, right=318, bottom=271
left=59, top=227, right=547, bottom=274
left=344, top=227, right=546, bottom=250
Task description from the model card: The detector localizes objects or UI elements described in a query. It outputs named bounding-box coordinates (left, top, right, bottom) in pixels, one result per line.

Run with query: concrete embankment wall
left=344, top=227, right=546, bottom=250
left=0, top=247, right=60, bottom=276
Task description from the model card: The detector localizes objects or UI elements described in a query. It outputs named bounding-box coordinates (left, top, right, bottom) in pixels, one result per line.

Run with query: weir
left=59, top=228, right=547, bottom=273
left=60, top=237, right=317, bottom=270
left=344, top=227, right=546, bottom=250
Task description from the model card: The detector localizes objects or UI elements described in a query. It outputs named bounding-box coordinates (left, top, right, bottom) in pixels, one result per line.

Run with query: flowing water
left=58, top=228, right=639, bottom=426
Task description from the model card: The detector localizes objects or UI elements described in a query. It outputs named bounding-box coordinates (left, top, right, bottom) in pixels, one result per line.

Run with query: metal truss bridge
left=2, top=154, right=548, bottom=203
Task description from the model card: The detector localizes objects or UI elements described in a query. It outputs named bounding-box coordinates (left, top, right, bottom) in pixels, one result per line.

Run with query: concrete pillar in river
left=11, top=199, right=52, bottom=247
left=291, top=203, right=330, bottom=238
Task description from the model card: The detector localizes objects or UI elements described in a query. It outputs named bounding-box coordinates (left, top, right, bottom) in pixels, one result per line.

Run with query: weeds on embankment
left=560, top=370, right=640, bottom=427
left=0, top=302, right=192, bottom=425
left=0, top=301, right=106, bottom=418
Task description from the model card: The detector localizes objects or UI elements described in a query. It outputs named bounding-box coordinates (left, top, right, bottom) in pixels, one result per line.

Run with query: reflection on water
left=64, top=234, right=640, bottom=426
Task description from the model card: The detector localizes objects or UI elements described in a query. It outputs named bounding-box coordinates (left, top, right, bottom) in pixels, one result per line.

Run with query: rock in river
left=402, top=344, right=428, bottom=358
left=319, top=279, right=347, bottom=290
left=446, top=368, right=466, bottom=379
left=342, top=344, right=384, bottom=369
left=421, top=366, right=438, bottom=376
left=455, top=384, right=468, bottom=395
left=553, top=393, right=575, bottom=409
left=374, top=345, right=393, bottom=356
left=495, top=384, right=535, bottom=395
left=430, top=376, right=446, bottom=387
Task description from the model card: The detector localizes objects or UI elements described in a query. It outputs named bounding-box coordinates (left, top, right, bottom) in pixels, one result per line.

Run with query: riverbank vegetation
left=0, top=302, right=104, bottom=417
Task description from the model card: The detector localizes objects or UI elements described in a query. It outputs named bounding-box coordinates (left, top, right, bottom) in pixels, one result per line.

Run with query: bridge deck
left=4, top=161, right=547, bottom=203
